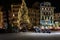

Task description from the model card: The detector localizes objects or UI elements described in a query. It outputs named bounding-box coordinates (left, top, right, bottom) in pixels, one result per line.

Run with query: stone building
left=54, top=13, right=60, bottom=27
left=28, top=8, right=40, bottom=26
left=40, top=2, right=55, bottom=27
left=9, top=0, right=31, bottom=28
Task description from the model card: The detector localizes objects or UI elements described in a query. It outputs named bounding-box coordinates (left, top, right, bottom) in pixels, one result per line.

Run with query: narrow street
left=0, top=32, right=60, bottom=40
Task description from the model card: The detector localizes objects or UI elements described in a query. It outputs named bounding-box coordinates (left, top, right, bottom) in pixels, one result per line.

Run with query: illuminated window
left=51, top=8, right=53, bottom=10
left=48, top=16, right=49, bottom=19
left=44, top=12, right=48, bottom=15
left=45, top=8, right=46, bottom=10
left=13, top=14, right=15, bottom=17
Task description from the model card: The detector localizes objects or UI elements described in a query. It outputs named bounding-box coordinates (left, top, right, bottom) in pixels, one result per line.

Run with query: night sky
left=0, top=0, right=60, bottom=13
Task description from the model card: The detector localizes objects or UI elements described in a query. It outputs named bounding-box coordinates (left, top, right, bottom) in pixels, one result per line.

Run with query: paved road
left=0, top=32, right=60, bottom=40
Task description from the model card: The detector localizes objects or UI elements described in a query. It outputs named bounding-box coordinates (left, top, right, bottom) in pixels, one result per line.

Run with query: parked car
left=33, top=26, right=41, bottom=33
left=41, top=26, right=51, bottom=33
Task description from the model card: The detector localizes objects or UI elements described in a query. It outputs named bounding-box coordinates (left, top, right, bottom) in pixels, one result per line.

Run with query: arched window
left=51, top=17, right=52, bottom=20
left=42, top=16, right=44, bottom=20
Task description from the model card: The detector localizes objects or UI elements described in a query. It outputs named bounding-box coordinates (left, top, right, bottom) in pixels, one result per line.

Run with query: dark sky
left=0, top=0, right=60, bottom=13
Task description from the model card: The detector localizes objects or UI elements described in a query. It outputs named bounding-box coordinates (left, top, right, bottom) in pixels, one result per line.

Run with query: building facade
left=28, top=8, right=40, bottom=26
left=9, top=4, right=21, bottom=28
left=54, top=13, right=60, bottom=21
left=54, top=13, right=60, bottom=27
left=40, top=2, right=54, bottom=27
left=9, top=1, right=60, bottom=29
left=0, top=6, right=4, bottom=29
left=9, top=0, right=31, bottom=28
